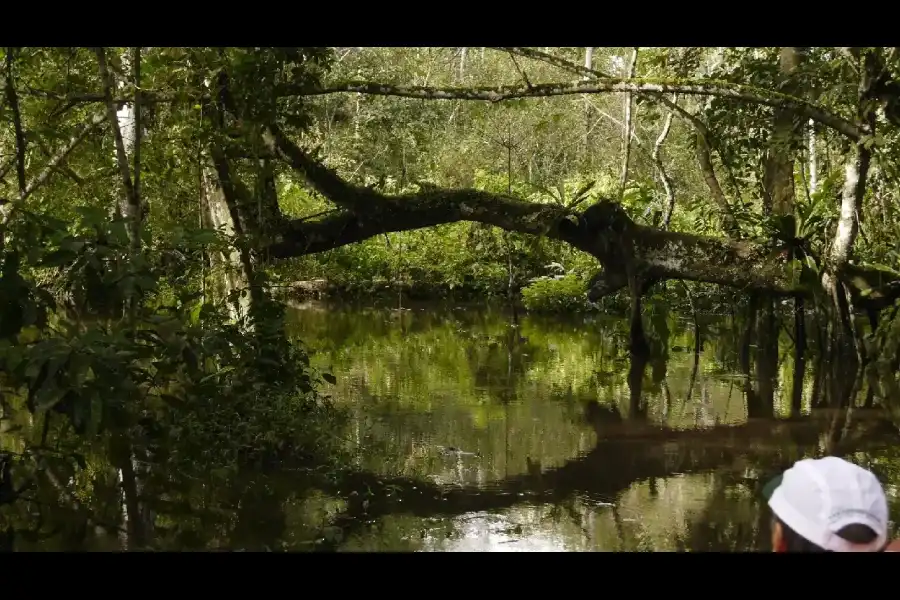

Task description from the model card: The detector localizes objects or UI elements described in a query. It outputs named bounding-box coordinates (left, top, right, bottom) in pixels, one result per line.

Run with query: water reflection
left=3, top=301, right=900, bottom=551
left=288, top=302, right=900, bottom=552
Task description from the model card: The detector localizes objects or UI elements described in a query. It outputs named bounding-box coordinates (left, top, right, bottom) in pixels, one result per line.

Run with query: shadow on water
left=4, top=300, right=900, bottom=551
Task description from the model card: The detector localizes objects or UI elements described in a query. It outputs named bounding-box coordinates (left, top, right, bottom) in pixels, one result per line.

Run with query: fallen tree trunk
left=264, top=125, right=783, bottom=291
left=263, top=181, right=899, bottom=309
left=253, top=119, right=900, bottom=328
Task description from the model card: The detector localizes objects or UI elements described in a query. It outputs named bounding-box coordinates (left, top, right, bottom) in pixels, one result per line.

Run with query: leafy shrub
left=0, top=206, right=345, bottom=478
left=521, top=274, right=591, bottom=313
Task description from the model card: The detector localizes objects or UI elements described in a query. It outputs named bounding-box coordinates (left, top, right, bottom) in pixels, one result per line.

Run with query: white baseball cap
left=763, top=456, right=889, bottom=552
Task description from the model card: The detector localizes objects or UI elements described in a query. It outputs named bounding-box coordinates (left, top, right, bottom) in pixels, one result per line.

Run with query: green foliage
left=274, top=168, right=604, bottom=304
left=521, top=274, right=592, bottom=313
left=0, top=206, right=343, bottom=475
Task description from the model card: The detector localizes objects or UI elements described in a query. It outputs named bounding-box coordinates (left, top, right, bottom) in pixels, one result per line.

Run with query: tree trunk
left=202, top=163, right=255, bottom=323
left=808, top=119, right=818, bottom=197
left=458, top=47, right=467, bottom=81
left=96, top=48, right=155, bottom=548
left=95, top=47, right=141, bottom=248
left=822, top=49, right=878, bottom=356
left=822, top=144, right=871, bottom=352
left=618, top=48, right=639, bottom=199
left=654, top=96, right=677, bottom=229
left=763, top=47, right=803, bottom=217
left=582, top=47, right=594, bottom=167
left=695, top=130, right=740, bottom=235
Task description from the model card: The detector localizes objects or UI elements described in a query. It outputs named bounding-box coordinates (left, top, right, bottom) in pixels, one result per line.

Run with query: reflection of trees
left=314, top=363, right=899, bottom=550
left=7, top=305, right=900, bottom=551
left=679, top=471, right=769, bottom=552
left=293, top=305, right=900, bottom=551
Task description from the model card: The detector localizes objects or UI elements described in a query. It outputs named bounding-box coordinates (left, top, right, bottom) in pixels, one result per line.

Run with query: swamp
left=1, top=46, right=900, bottom=552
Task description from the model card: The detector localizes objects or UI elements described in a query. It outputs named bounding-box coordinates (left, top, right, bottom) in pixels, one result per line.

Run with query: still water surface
left=5, top=302, right=900, bottom=551
left=286, top=302, right=900, bottom=552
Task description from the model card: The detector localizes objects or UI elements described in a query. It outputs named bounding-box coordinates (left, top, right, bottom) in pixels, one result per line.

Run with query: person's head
left=762, top=456, right=889, bottom=552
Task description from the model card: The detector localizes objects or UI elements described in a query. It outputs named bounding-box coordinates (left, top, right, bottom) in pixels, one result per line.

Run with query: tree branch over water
left=261, top=122, right=899, bottom=304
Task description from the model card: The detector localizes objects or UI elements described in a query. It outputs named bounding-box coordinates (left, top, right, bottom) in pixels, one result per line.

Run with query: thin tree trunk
left=822, top=49, right=878, bottom=355
left=458, top=47, right=467, bottom=81
left=94, top=47, right=140, bottom=250
left=763, top=47, right=803, bottom=218
left=654, top=95, right=677, bottom=229
left=618, top=48, right=639, bottom=199
left=791, top=297, right=806, bottom=417
left=880, top=191, right=893, bottom=225
left=4, top=48, right=26, bottom=196
left=583, top=47, right=594, bottom=167
left=133, top=47, right=142, bottom=223
left=808, top=119, right=817, bottom=196
left=696, top=131, right=740, bottom=235
left=97, top=47, right=154, bottom=550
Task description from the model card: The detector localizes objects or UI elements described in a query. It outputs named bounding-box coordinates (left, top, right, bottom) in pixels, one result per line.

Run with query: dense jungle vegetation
left=2, top=46, right=900, bottom=551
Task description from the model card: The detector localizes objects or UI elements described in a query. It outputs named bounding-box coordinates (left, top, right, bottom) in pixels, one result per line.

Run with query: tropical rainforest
left=2, top=47, right=900, bottom=551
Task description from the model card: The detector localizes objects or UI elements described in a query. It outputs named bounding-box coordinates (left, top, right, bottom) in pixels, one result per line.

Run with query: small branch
left=0, top=112, right=107, bottom=224
left=34, top=138, right=84, bottom=184
left=284, top=77, right=861, bottom=141
left=507, top=53, right=532, bottom=89
left=40, top=461, right=126, bottom=536
left=696, top=130, right=740, bottom=236
left=262, top=123, right=379, bottom=214
left=654, top=95, right=677, bottom=229
left=292, top=78, right=860, bottom=140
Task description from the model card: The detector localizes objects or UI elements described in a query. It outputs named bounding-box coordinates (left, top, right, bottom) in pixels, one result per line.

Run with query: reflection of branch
left=315, top=409, right=900, bottom=550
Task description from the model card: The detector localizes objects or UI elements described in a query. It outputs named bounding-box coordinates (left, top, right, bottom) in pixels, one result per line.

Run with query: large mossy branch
left=283, top=78, right=862, bottom=141
left=263, top=124, right=898, bottom=303
left=269, top=189, right=575, bottom=256
left=271, top=198, right=798, bottom=294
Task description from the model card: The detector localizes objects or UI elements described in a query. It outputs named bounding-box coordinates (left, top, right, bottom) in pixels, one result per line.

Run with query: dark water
left=3, top=302, right=900, bottom=551
left=283, top=302, right=900, bottom=552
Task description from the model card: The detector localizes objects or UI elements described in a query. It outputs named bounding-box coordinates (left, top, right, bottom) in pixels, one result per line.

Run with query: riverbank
left=273, top=276, right=752, bottom=318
